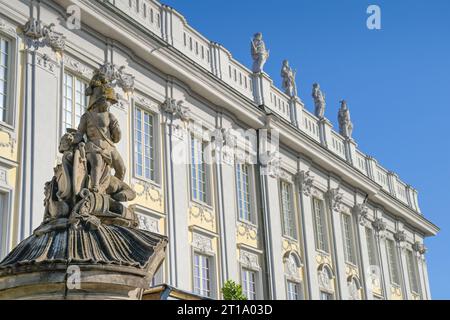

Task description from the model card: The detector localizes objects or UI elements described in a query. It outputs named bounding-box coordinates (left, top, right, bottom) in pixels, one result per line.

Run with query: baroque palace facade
left=0, top=0, right=438, bottom=300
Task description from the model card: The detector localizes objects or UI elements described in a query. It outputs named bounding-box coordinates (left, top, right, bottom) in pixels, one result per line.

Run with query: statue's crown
left=86, top=66, right=118, bottom=109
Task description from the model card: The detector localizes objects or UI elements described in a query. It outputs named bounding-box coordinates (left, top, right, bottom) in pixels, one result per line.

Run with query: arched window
left=347, top=275, right=362, bottom=300
left=283, top=251, right=302, bottom=280
left=283, top=251, right=303, bottom=300
left=318, top=264, right=335, bottom=299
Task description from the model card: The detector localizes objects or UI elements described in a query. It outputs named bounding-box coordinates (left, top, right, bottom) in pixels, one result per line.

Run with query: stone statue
left=0, top=65, right=167, bottom=300
left=251, top=32, right=269, bottom=73
left=312, top=83, right=326, bottom=119
left=338, top=100, right=353, bottom=139
left=281, top=60, right=297, bottom=97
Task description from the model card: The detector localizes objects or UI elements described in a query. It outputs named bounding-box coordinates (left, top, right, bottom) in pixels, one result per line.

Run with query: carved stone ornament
left=0, top=19, right=16, bottom=36
left=96, top=63, right=135, bottom=94
left=0, top=66, right=168, bottom=299
left=412, top=241, right=427, bottom=255
left=63, top=55, right=94, bottom=79
left=237, top=222, right=258, bottom=240
left=162, top=98, right=190, bottom=122
left=394, top=230, right=407, bottom=243
left=131, top=180, right=163, bottom=205
left=372, top=218, right=386, bottom=233
left=352, top=203, right=369, bottom=226
left=296, top=170, right=314, bottom=197
left=137, top=213, right=159, bottom=233
left=192, top=233, right=214, bottom=255
left=259, top=151, right=281, bottom=178
left=239, top=251, right=261, bottom=271
left=326, top=188, right=343, bottom=212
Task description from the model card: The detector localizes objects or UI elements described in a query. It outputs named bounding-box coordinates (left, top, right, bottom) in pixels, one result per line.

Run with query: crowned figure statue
left=0, top=65, right=167, bottom=300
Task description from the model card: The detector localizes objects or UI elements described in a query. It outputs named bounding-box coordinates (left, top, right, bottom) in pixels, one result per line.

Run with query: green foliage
left=221, top=280, right=247, bottom=300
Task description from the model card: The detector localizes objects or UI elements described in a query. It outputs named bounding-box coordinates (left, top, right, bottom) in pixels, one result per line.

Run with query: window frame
left=0, top=28, right=19, bottom=129
left=61, top=71, right=89, bottom=137
left=406, top=249, right=420, bottom=295
left=386, top=238, right=401, bottom=286
left=312, top=197, right=329, bottom=253
left=280, top=179, right=297, bottom=240
left=133, top=105, right=159, bottom=183
left=286, top=280, right=302, bottom=300
left=241, top=267, right=258, bottom=300
left=235, top=162, right=256, bottom=225
left=189, top=133, right=212, bottom=206
left=341, top=212, right=357, bottom=265
left=365, top=227, right=380, bottom=268
left=192, top=251, right=214, bottom=298
left=0, top=186, right=12, bottom=260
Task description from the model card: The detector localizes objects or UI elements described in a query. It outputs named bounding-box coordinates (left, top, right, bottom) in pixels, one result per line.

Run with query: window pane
left=134, top=107, right=155, bottom=181
left=281, top=181, right=296, bottom=238
left=193, top=253, right=211, bottom=297
left=387, top=239, right=401, bottom=285
left=342, top=214, right=356, bottom=264
left=236, top=163, right=251, bottom=222
left=313, top=199, right=328, bottom=252
left=0, top=37, right=9, bottom=123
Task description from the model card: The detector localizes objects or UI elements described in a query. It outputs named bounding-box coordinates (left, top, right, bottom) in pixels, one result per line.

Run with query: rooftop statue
left=338, top=100, right=353, bottom=139
left=281, top=60, right=297, bottom=97
left=312, top=83, right=326, bottom=119
left=0, top=65, right=167, bottom=299
left=251, top=32, right=269, bottom=73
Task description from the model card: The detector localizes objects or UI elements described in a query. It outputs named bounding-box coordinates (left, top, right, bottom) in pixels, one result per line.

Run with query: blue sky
left=161, top=0, right=450, bottom=299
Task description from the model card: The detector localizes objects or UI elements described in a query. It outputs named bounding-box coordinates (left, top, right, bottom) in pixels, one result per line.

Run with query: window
left=191, top=135, right=208, bottom=203
left=365, top=228, right=379, bottom=267
left=0, top=36, right=10, bottom=123
left=281, top=181, right=296, bottom=239
left=63, top=72, right=88, bottom=133
left=236, top=163, right=252, bottom=222
left=313, top=198, right=328, bottom=252
left=287, top=281, right=301, bottom=300
left=386, top=239, right=401, bottom=286
left=135, top=107, right=155, bottom=181
left=341, top=213, right=356, bottom=264
left=193, top=253, right=212, bottom=297
left=241, top=268, right=257, bottom=300
left=320, top=291, right=334, bottom=300
left=406, top=250, right=420, bottom=294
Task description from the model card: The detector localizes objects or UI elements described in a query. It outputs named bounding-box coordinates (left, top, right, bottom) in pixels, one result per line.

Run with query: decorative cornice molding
left=0, top=18, right=17, bottom=36
left=295, top=170, right=314, bottom=197
left=63, top=55, right=94, bottom=79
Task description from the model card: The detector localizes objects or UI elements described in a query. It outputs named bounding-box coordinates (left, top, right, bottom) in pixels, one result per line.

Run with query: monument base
left=0, top=221, right=168, bottom=300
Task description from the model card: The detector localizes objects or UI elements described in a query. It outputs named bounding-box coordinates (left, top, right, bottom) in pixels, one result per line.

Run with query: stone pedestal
left=0, top=223, right=168, bottom=300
